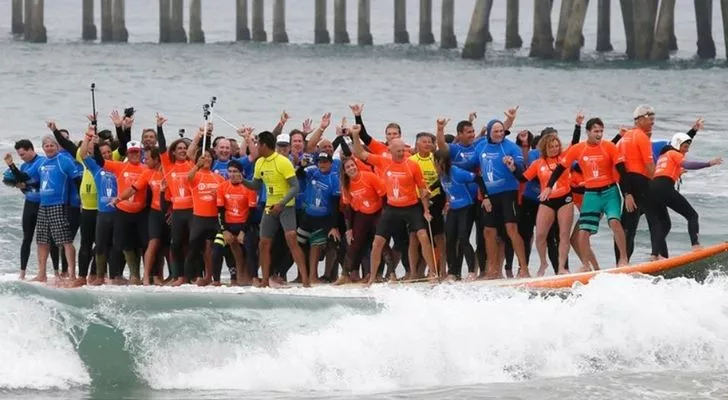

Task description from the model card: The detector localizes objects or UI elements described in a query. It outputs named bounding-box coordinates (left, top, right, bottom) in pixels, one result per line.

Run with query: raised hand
left=349, top=104, right=364, bottom=117
left=46, top=121, right=57, bottom=132
left=280, top=110, right=290, bottom=126
left=237, top=125, right=255, bottom=138
left=86, top=113, right=98, bottom=124
left=693, top=117, right=705, bottom=131
left=4, top=153, right=13, bottom=166
left=618, top=126, right=629, bottom=137
left=468, top=112, right=477, bottom=123
left=122, top=115, right=135, bottom=130
left=504, top=105, right=519, bottom=121
left=320, top=112, right=332, bottom=130
left=110, top=110, right=122, bottom=127
left=709, top=157, right=723, bottom=166
left=350, top=124, right=361, bottom=136
left=575, top=111, right=585, bottom=126
left=302, top=118, right=313, bottom=135
left=502, top=155, right=515, bottom=171
left=436, top=117, right=450, bottom=130
left=155, top=112, right=167, bottom=127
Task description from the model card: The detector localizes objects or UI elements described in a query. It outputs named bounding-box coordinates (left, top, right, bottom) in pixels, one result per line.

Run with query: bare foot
left=129, top=277, right=142, bottom=286
left=309, top=277, right=322, bottom=285
left=483, top=269, right=504, bottom=280
left=66, top=277, right=86, bottom=288
left=211, top=281, right=222, bottom=287
left=30, top=275, right=47, bottom=283
left=692, top=244, right=703, bottom=251
left=333, top=275, right=352, bottom=286
left=237, top=277, right=253, bottom=287
left=616, top=258, right=628, bottom=269
left=517, top=267, right=531, bottom=279
left=387, top=273, right=398, bottom=283
left=19, top=270, right=26, bottom=280
left=90, top=277, right=105, bottom=286
left=557, top=268, right=569, bottom=275
left=153, top=276, right=163, bottom=286
left=445, top=274, right=457, bottom=282
left=142, top=276, right=152, bottom=286
left=60, top=272, right=69, bottom=279
left=196, top=277, right=212, bottom=287
left=536, top=265, right=548, bottom=277
left=465, top=272, right=477, bottom=281
left=170, top=277, right=186, bottom=287
left=505, top=269, right=514, bottom=279
left=427, top=274, right=439, bottom=283
left=577, top=265, right=592, bottom=273
left=351, top=271, right=361, bottom=282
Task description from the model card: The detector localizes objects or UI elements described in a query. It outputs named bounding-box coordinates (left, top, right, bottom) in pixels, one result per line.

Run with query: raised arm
left=503, top=106, right=519, bottom=131
left=572, top=112, right=584, bottom=145
left=349, top=104, right=374, bottom=146
left=349, top=124, right=371, bottom=161
left=3, top=154, right=31, bottom=183
left=687, top=117, right=703, bottom=139
left=272, top=110, right=289, bottom=137
left=187, top=152, right=206, bottom=182
left=47, top=121, right=78, bottom=155
left=436, top=117, right=450, bottom=151
left=155, top=113, right=168, bottom=152
left=305, top=113, right=332, bottom=154
left=186, top=128, right=204, bottom=160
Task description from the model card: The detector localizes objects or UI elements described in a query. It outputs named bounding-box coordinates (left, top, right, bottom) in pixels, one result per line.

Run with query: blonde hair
left=538, top=133, right=562, bottom=159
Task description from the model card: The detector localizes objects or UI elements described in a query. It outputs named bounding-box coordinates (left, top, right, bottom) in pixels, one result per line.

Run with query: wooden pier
left=8, top=0, right=728, bottom=61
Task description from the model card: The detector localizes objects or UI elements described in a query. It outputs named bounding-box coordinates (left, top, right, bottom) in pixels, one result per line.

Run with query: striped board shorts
left=36, top=204, right=73, bottom=245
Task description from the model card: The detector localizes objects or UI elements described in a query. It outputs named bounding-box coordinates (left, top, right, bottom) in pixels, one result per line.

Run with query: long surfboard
left=315, top=241, right=728, bottom=290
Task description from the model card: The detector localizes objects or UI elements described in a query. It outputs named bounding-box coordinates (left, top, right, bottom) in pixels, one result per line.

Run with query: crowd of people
left=3, top=104, right=722, bottom=288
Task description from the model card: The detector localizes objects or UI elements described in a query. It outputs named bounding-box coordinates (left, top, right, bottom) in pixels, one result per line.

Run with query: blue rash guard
left=3, top=155, right=45, bottom=203
left=440, top=166, right=477, bottom=210
left=211, top=159, right=231, bottom=179
left=460, top=138, right=524, bottom=196
left=83, top=156, right=118, bottom=213
left=32, top=153, right=82, bottom=206
left=652, top=140, right=669, bottom=163
left=522, top=149, right=542, bottom=202
left=302, top=166, right=341, bottom=217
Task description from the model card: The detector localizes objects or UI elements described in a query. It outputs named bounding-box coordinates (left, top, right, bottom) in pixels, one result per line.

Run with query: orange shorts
left=572, top=192, right=584, bottom=210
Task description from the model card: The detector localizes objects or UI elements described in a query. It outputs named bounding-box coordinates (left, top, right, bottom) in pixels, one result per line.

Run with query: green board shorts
left=578, top=184, right=622, bottom=234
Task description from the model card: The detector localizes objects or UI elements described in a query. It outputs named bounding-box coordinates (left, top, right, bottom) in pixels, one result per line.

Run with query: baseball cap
left=276, top=134, right=290, bottom=146
left=317, top=152, right=333, bottom=162
left=633, top=105, right=655, bottom=120
left=127, top=140, right=142, bottom=151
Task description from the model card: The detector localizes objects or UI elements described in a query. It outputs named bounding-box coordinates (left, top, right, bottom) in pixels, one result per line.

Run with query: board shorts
left=297, top=214, right=333, bottom=246
left=480, top=190, right=519, bottom=228
left=541, top=193, right=573, bottom=212
left=260, top=205, right=297, bottom=239
left=36, top=204, right=73, bottom=245
left=148, top=209, right=171, bottom=244
left=376, top=204, right=427, bottom=240
left=578, top=184, right=622, bottom=234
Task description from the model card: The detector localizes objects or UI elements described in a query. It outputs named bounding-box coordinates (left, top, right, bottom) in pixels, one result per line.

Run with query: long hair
left=434, top=149, right=452, bottom=177
left=168, top=138, right=190, bottom=163
left=340, top=157, right=357, bottom=195
left=538, top=133, right=562, bottom=159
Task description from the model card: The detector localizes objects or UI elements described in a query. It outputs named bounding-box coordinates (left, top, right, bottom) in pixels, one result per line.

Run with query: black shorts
left=480, top=190, right=519, bottom=228
left=428, top=194, right=446, bottom=235
left=148, top=209, right=171, bottom=245
left=113, top=210, right=148, bottom=251
left=36, top=204, right=73, bottom=245
left=189, top=216, right=219, bottom=242
left=297, top=214, right=334, bottom=246
left=376, top=204, right=427, bottom=240
left=541, top=193, right=573, bottom=212
left=224, top=223, right=247, bottom=235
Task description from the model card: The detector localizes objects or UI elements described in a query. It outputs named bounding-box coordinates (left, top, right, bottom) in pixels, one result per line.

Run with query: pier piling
left=82, top=0, right=97, bottom=40
left=252, top=0, right=266, bottom=42
left=462, top=0, right=489, bottom=59
left=650, top=0, right=675, bottom=60
left=236, top=0, right=250, bottom=41
left=159, top=0, right=170, bottom=43
left=633, top=0, right=657, bottom=60
left=723, top=0, right=728, bottom=61
left=596, top=0, right=613, bottom=51
left=12, top=0, right=23, bottom=35
left=357, top=0, right=373, bottom=45
left=529, top=0, right=554, bottom=58
left=505, top=0, right=523, bottom=49
left=555, top=0, right=574, bottom=52
left=562, top=0, right=589, bottom=60
left=273, top=0, right=288, bottom=43
left=619, top=0, right=635, bottom=58
left=694, top=0, right=716, bottom=59
left=334, top=0, right=350, bottom=44
left=25, top=0, right=46, bottom=42
left=419, top=0, right=435, bottom=45
left=189, top=0, right=204, bottom=43
left=484, top=0, right=493, bottom=42
left=314, top=0, right=330, bottom=44
left=394, top=0, right=409, bottom=44
left=440, top=0, right=457, bottom=49
left=169, top=0, right=186, bottom=42
left=112, top=0, right=128, bottom=42
left=100, top=0, right=112, bottom=42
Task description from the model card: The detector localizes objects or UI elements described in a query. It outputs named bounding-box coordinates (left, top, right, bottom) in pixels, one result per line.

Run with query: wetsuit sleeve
left=512, top=166, right=529, bottom=183
left=160, top=188, right=169, bottom=215
left=686, top=128, right=698, bottom=139
left=615, top=162, right=630, bottom=194
left=343, top=204, right=353, bottom=230
left=682, top=160, right=711, bottom=170
left=333, top=136, right=353, bottom=157
left=571, top=124, right=581, bottom=145
left=157, top=125, right=167, bottom=152
left=8, top=163, right=31, bottom=182
left=354, top=115, right=373, bottom=146
left=546, top=164, right=566, bottom=188
left=242, top=177, right=262, bottom=191
left=611, top=133, right=622, bottom=144
left=52, top=129, right=78, bottom=155
left=476, top=176, right=489, bottom=198
left=117, top=126, right=131, bottom=157
left=278, top=176, right=299, bottom=206
left=428, top=180, right=443, bottom=193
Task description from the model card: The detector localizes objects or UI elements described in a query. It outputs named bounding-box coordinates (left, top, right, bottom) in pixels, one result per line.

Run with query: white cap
left=670, top=132, right=692, bottom=149
left=633, top=105, right=655, bottom=120
left=276, top=134, right=290, bottom=146
left=127, top=140, right=142, bottom=151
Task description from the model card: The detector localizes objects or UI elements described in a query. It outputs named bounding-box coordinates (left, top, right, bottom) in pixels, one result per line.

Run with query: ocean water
left=1, top=0, right=728, bottom=399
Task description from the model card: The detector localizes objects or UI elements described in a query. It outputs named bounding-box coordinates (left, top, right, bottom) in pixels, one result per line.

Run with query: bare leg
left=556, top=204, right=574, bottom=275
left=366, top=236, right=387, bottom=286
left=609, top=219, right=629, bottom=268
left=33, top=244, right=50, bottom=282
left=505, top=223, right=530, bottom=278
left=407, top=232, right=421, bottom=279
left=196, top=240, right=213, bottom=286
left=434, top=234, right=446, bottom=278
left=143, top=239, right=160, bottom=286
left=308, top=244, right=323, bottom=284
left=484, top=228, right=502, bottom=279
left=577, top=230, right=596, bottom=272
left=258, top=237, right=273, bottom=287
left=416, top=230, right=438, bottom=281
left=285, top=231, right=311, bottom=288
left=534, top=206, right=555, bottom=277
